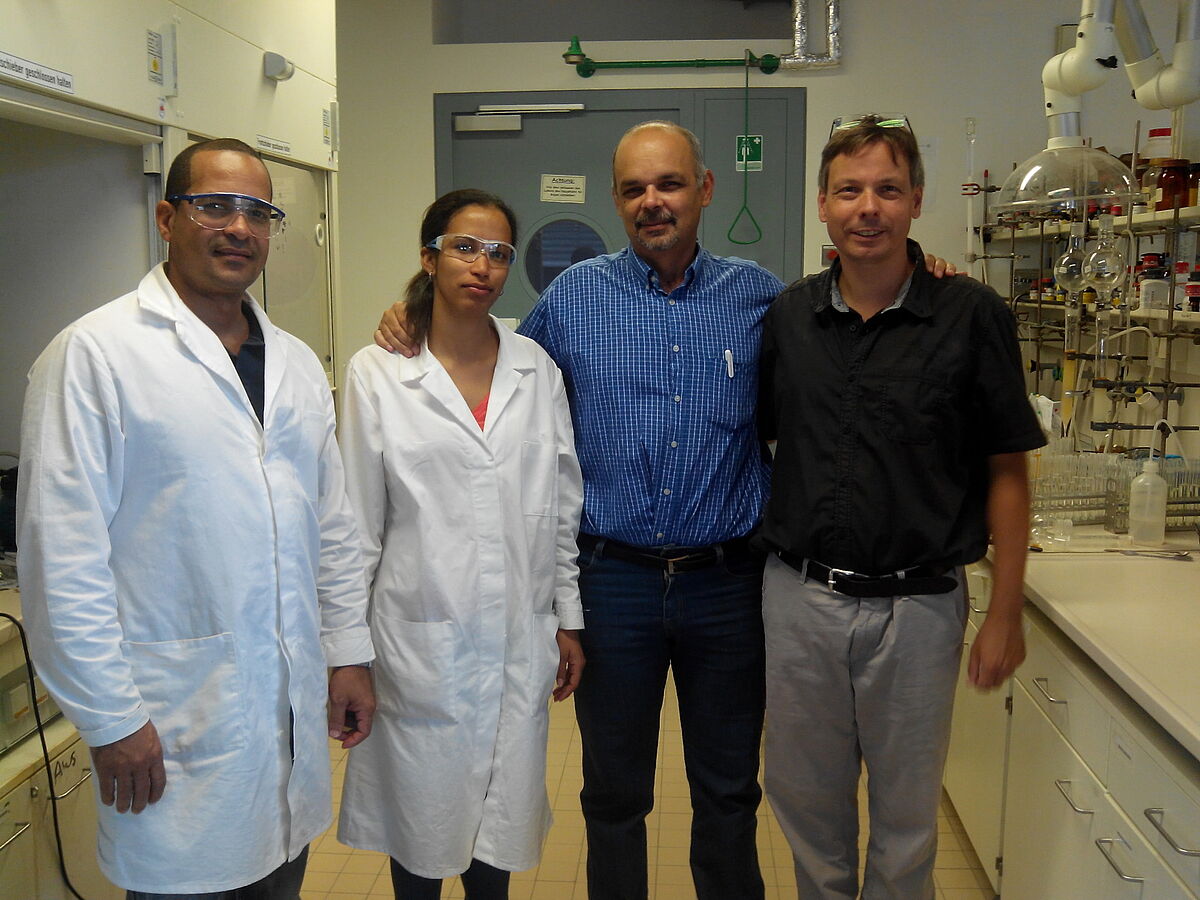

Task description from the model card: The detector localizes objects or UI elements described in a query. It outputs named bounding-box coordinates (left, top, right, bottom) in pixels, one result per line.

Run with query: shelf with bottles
left=1011, top=300, right=1200, bottom=328
left=982, top=205, right=1200, bottom=240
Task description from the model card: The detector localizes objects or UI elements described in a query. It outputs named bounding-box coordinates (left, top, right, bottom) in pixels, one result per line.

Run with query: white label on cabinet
left=0, top=50, right=74, bottom=94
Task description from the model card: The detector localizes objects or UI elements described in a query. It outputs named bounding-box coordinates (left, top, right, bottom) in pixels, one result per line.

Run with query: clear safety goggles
left=426, top=233, right=517, bottom=267
left=168, top=192, right=287, bottom=238
left=829, top=114, right=913, bottom=137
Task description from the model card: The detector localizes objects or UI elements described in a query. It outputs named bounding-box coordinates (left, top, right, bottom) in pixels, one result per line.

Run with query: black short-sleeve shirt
left=755, top=239, right=1046, bottom=575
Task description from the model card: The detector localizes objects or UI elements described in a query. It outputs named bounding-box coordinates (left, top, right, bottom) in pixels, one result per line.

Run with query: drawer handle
left=1094, top=837, right=1145, bottom=883
left=1144, top=808, right=1200, bottom=857
left=968, top=600, right=989, bottom=614
left=1054, top=779, right=1094, bottom=815
left=54, top=767, right=93, bottom=800
left=0, top=821, right=31, bottom=853
left=1033, top=677, right=1068, bottom=704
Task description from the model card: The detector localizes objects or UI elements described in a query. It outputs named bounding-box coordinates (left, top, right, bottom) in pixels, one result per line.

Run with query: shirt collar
left=623, top=243, right=706, bottom=292
left=815, top=239, right=933, bottom=319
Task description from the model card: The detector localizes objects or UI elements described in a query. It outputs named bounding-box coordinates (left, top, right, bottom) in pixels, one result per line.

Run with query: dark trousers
left=126, top=847, right=307, bottom=900
left=573, top=548, right=766, bottom=900
left=389, top=857, right=510, bottom=899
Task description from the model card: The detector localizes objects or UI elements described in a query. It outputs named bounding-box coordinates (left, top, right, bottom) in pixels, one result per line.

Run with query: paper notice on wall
left=540, top=174, right=586, bottom=204
left=0, top=49, right=74, bottom=94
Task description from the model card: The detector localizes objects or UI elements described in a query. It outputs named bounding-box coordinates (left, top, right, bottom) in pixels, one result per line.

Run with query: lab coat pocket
left=531, top=613, right=561, bottom=704
left=121, top=632, right=246, bottom=762
left=371, top=614, right=458, bottom=725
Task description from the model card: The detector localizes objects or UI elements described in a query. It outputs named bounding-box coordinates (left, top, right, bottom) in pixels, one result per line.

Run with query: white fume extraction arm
left=1117, top=0, right=1200, bottom=110
left=1041, top=0, right=1121, bottom=148
left=1041, top=0, right=1200, bottom=148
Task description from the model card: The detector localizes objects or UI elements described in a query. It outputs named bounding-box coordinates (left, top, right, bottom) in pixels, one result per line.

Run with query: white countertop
left=1021, top=550, right=1200, bottom=761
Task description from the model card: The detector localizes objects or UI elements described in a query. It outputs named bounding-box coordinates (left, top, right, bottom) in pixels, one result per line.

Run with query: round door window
left=524, top=219, right=607, bottom=293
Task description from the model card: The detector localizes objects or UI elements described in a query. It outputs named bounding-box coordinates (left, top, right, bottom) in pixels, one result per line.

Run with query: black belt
left=777, top=552, right=957, bottom=598
left=579, top=533, right=759, bottom=575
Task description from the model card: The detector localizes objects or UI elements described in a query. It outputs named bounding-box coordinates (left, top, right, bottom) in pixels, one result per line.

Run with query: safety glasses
left=829, top=114, right=913, bottom=137
left=168, top=192, right=286, bottom=238
left=426, top=233, right=517, bottom=267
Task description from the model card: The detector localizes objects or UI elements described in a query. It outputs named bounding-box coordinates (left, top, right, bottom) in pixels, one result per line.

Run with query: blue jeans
left=573, top=545, right=766, bottom=900
left=125, top=847, right=307, bottom=899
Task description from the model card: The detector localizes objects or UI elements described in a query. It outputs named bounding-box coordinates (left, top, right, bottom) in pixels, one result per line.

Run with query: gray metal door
left=434, top=88, right=806, bottom=320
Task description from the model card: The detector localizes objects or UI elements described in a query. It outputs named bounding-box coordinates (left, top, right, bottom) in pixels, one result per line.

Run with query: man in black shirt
left=755, top=115, right=1046, bottom=899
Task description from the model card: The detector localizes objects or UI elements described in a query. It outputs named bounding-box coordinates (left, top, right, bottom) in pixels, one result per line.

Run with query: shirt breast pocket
left=706, top=352, right=755, bottom=432
left=875, top=374, right=951, bottom=445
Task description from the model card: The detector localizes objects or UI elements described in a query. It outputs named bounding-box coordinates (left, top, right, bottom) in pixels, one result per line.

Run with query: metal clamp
left=54, top=767, right=93, bottom=800
left=1032, top=677, right=1068, bottom=704
left=1144, top=808, right=1200, bottom=857
left=0, top=821, right=31, bottom=853
left=1054, top=779, right=1094, bottom=815
left=1094, top=838, right=1145, bottom=883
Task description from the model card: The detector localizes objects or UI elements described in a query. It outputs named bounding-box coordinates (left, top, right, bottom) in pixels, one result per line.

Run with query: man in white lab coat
left=17, top=138, right=375, bottom=899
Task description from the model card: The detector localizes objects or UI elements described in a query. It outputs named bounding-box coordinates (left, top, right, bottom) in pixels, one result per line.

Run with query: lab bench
left=945, top=545, right=1200, bottom=898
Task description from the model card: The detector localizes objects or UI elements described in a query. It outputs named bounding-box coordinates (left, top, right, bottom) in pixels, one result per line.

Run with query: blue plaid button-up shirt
left=519, top=245, right=784, bottom=549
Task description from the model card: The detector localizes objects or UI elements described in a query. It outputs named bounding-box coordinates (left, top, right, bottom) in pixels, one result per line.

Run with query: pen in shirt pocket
left=724, top=349, right=734, bottom=378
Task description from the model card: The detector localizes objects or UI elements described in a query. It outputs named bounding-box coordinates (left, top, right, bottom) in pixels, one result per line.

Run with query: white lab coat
left=336, top=322, right=583, bottom=877
left=16, top=264, right=373, bottom=894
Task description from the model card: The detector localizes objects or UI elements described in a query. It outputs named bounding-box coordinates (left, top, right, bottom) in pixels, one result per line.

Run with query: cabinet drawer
left=1091, top=788, right=1196, bottom=900
left=1002, top=683, right=1110, bottom=899
left=1017, top=615, right=1112, bottom=781
left=0, top=775, right=36, bottom=898
left=1108, top=723, right=1200, bottom=892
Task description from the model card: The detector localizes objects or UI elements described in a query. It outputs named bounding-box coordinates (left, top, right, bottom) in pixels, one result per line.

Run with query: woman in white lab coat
left=337, top=189, right=585, bottom=899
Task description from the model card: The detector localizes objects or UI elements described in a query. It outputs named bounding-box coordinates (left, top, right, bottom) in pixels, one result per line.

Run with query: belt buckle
left=665, top=554, right=690, bottom=576
left=826, top=567, right=857, bottom=592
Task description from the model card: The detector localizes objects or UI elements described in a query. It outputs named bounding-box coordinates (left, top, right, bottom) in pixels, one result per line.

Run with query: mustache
left=636, top=211, right=677, bottom=228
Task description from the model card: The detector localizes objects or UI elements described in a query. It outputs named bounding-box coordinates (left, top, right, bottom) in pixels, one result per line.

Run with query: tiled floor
left=302, top=681, right=996, bottom=900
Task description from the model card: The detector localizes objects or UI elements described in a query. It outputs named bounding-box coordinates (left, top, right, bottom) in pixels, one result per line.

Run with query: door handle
left=0, top=821, right=31, bottom=853
left=1054, top=779, right=1094, bottom=815
left=1032, top=677, right=1068, bottom=704
left=1094, top=837, right=1145, bottom=883
left=1144, top=808, right=1200, bottom=857
left=54, top=767, right=93, bottom=800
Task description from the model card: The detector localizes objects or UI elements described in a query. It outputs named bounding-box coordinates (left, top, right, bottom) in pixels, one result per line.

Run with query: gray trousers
left=762, top=555, right=967, bottom=900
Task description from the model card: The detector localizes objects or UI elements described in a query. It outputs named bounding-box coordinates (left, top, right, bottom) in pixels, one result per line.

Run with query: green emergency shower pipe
left=562, top=36, right=780, bottom=77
